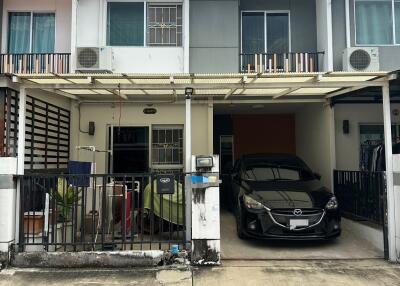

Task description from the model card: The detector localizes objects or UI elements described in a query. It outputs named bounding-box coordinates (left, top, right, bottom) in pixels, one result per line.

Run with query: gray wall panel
left=190, top=0, right=239, bottom=72
left=332, top=0, right=346, bottom=71
left=190, top=47, right=239, bottom=73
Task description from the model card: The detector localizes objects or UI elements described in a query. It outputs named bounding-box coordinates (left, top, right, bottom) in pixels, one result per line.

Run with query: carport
left=7, top=71, right=398, bottom=261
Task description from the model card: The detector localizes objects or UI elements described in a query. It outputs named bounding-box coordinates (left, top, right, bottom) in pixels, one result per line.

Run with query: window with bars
left=152, top=125, right=183, bottom=168
left=147, top=4, right=183, bottom=46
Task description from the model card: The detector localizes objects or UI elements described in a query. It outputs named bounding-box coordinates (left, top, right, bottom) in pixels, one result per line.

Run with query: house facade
left=1, top=0, right=400, bottom=265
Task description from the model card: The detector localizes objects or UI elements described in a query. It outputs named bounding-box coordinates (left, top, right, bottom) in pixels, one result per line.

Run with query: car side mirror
left=314, top=172, right=322, bottom=180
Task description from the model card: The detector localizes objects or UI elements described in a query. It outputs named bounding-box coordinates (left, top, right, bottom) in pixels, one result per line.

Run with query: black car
left=228, top=154, right=341, bottom=240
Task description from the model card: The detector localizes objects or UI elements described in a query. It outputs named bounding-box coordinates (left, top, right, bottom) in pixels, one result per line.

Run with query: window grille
left=147, top=4, right=183, bottom=46
left=152, top=125, right=183, bottom=168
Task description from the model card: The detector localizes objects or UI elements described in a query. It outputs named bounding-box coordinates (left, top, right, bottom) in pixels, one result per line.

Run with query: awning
left=9, top=71, right=396, bottom=103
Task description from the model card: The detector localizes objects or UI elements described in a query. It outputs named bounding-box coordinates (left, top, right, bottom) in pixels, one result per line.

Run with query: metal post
left=185, top=92, right=192, bottom=245
left=15, top=86, right=27, bottom=245
left=382, top=83, right=396, bottom=262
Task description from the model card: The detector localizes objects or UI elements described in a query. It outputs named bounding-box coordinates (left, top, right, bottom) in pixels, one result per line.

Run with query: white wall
left=315, top=0, right=333, bottom=71
left=1, top=0, right=71, bottom=53
left=335, top=103, right=400, bottom=170
left=296, top=103, right=334, bottom=189
left=70, top=103, right=212, bottom=173
left=75, top=0, right=185, bottom=73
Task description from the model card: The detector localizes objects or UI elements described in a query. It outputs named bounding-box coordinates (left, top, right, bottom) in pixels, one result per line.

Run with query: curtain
left=242, top=12, right=265, bottom=53
left=107, top=2, right=144, bottom=46
left=355, top=0, right=393, bottom=44
left=8, top=12, right=31, bottom=53
left=395, top=1, right=400, bottom=43
left=267, top=13, right=289, bottom=53
left=32, top=13, right=55, bottom=53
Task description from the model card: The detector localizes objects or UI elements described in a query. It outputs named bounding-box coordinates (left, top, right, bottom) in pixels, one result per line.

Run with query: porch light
left=196, top=156, right=213, bottom=169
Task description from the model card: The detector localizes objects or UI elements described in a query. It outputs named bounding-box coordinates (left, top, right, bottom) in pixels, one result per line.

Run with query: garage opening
left=215, top=102, right=385, bottom=260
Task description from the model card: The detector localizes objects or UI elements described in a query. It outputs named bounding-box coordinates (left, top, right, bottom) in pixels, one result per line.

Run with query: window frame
left=354, top=0, right=400, bottom=46
left=240, top=10, right=291, bottom=54
left=151, top=124, right=184, bottom=170
left=7, top=10, right=56, bottom=54
left=147, top=4, right=183, bottom=47
left=104, top=0, right=183, bottom=48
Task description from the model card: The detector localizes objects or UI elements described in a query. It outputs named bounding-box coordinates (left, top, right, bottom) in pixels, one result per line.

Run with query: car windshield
left=242, top=164, right=314, bottom=181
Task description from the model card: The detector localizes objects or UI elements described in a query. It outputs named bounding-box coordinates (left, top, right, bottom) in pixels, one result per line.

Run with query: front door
left=111, top=126, right=149, bottom=173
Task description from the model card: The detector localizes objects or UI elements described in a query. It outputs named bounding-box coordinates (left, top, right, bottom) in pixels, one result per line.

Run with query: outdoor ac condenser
left=343, top=47, right=379, bottom=72
left=76, top=47, right=113, bottom=72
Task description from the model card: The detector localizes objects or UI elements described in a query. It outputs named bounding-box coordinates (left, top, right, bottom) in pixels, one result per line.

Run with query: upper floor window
left=107, top=2, right=144, bottom=46
left=241, top=12, right=289, bottom=54
left=106, top=2, right=183, bottom=47
left=355, top=0, right=400, bottom=45
left=147, top=4, right=182, bottom=46
left=8, top=12, right=55, bottom=53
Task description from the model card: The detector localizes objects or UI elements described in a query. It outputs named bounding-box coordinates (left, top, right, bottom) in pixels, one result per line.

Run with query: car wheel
left=236, top=207, right=247, bottom=239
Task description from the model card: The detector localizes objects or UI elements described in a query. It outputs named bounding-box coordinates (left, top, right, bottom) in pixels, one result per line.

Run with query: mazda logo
left=160, top=178, right=171, bottom=184
left=293, top=209, right=302, bottom=216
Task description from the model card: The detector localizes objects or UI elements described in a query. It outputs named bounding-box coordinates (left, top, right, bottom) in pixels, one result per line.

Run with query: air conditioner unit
left=76, top=47, right=113, bottom=72
left=343, top=47, right=379, bottom=72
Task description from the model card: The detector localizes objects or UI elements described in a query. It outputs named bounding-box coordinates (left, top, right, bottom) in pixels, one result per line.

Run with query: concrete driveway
left=220, top=211, right=383, bottom=260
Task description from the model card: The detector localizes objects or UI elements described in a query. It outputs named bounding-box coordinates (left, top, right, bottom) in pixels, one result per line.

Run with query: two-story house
left=1, top=0, right=400, bottom=265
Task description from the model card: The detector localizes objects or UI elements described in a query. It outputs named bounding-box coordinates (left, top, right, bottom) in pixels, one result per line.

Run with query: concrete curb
left=11, top=250, right=165, bottom=268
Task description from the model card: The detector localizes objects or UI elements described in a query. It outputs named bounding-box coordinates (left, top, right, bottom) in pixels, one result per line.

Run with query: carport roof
left=9, top=71, right=396, bottom=103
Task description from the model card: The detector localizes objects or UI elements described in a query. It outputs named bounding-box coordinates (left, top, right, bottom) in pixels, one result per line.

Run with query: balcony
left=239, top=52, right=324, bottom=73
left=0, top=53, right=71, bottom=74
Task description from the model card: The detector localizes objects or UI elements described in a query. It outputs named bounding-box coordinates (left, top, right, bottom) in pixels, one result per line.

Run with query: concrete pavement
left=2, top=259, right=400, bottom=286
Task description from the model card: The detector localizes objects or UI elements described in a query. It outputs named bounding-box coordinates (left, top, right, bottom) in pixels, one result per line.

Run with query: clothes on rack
left=360, top=142, right=400, bottom=172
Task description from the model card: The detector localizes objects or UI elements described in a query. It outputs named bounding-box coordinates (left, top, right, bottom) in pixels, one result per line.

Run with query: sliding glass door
left=241, top=11, right=290, bottom=54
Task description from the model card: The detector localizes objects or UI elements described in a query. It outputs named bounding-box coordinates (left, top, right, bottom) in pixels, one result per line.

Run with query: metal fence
left=333, top=170, right=386, bottom=225
left=18, top=173, right=187, bottom=252
left=239, top=52, right=324, bottom=73
left=0, top=53, right=71, bottom=74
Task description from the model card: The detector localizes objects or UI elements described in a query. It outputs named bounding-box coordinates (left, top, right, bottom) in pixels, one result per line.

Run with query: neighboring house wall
left=189, top=0, right=239, bottom=73
left=1, top=0, right=71, bottom=53
left=296, top=103, right=333, bottom=189
left=76, top=0, right=185, bottom=73
left=335, top=103, right=400, bottom=171
left=332, top=0, right=400, bottom=71
left=69, top=103, right=212, bottom=173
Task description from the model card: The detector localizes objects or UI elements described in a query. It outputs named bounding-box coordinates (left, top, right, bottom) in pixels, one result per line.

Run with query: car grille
left=269, top=208, right=324, bottom=229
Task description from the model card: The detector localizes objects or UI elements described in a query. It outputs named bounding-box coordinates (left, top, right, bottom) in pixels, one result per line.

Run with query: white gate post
left=185, top=90, right=192, bottom=245
left=382, top=83, right=397, bottom=261
left=15, top=86, right=27, bottom=246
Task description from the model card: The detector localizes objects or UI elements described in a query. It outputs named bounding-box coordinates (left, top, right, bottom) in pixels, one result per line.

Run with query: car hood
left=242, top=180, right=332, bottom=209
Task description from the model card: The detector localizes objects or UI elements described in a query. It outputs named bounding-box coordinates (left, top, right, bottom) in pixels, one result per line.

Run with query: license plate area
left=289, top=219, right=309, bottom=230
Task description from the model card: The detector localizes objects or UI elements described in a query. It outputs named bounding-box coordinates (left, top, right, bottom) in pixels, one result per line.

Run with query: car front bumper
left=241, top=207, right=341, bottom=240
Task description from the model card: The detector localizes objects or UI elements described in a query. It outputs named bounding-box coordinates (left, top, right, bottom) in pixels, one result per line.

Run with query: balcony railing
left=240, top=52, right=324, bottom=73
left=0, top=53, right=71, bottom=74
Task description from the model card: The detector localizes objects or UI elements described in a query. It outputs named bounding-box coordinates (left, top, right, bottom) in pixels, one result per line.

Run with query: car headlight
left=325, top=196, right=338, bottom=210
left=244, top=195, right=264, bottom=210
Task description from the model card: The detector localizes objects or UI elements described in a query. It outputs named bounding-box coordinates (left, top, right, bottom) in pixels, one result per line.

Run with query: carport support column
left=382, top=83, right=397, bottom=262
left=185, top=93, right=192, bottom=246
left=15, top=86, right=27, bottom=246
